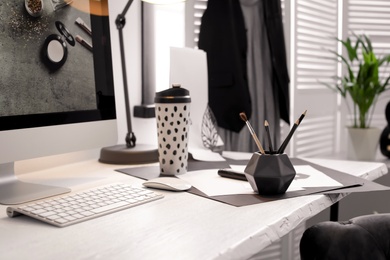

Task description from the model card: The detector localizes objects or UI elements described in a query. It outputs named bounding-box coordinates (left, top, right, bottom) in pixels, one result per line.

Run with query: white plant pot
left=347, top=127, right=381, bottom=161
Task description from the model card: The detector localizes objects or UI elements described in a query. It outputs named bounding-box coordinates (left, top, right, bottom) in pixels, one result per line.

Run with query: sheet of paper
left=290, top=165, right=342, bottom=189
left=222, top=151, right=253, bottom=161
left=179, top=169, right=255, bottom=196
left=190, top=148, right=225, bottom=162
left=178, top=165, right=342, bottom=197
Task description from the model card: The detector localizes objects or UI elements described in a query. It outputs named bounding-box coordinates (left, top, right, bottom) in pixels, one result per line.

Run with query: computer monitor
left=0, top=0, right=117, bottom=205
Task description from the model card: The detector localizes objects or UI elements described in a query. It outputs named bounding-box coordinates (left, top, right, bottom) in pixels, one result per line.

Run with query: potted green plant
left=325, top=33, right=390, bottom=160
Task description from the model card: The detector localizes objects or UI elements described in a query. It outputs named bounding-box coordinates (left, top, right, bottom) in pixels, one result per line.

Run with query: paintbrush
left=239, top=112, right=265, bottom=154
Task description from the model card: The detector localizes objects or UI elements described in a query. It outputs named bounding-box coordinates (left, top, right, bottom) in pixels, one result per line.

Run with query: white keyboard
left=6, top=182, right=163, bottom=227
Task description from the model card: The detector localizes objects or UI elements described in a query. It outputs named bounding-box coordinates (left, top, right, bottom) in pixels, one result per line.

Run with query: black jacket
left=198, top=0, right=251, bottom=133
left=198, top=0, right=290, bottom=133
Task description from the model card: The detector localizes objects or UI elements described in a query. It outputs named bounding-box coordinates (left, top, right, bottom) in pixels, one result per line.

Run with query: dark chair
left=300, top=214, right=390, bottom=260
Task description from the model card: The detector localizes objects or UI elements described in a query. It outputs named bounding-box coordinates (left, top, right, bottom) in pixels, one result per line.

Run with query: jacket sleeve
left=264, top=0, right=290, bottom=124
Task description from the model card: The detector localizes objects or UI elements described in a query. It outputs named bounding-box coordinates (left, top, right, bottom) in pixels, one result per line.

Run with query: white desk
left=0, top=156, right=387, bottom=260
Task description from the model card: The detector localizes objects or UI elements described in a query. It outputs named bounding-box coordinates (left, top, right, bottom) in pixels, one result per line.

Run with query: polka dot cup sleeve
left=154, top=85, right=191, bottom=175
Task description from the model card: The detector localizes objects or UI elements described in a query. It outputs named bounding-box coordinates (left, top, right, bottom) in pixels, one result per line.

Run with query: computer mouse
left=143, top=177, right=192, bottom=191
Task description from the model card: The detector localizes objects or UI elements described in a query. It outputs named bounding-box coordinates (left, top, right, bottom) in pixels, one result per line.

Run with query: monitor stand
left=0, top=163, right=71, bottom=205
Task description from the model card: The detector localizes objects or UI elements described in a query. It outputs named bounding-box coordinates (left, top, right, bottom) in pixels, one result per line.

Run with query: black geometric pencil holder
left=244, top=153, right=296, bottom=195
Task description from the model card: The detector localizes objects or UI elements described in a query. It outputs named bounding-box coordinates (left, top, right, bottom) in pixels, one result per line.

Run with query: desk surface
left=0, top=155, right=387, bottom=260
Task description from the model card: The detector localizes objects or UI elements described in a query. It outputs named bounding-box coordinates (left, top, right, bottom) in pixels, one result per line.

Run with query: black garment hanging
left=198, top=0, right=252, bottom=133
left=263, top=0, right=290, bottom=125
left=198, top=0, right=290, bottom=133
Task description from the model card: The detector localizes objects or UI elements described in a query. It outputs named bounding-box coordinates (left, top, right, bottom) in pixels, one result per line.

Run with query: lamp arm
left=116, top=0, right=136, bottom=148
left=116, top=0, right=135, bottom=29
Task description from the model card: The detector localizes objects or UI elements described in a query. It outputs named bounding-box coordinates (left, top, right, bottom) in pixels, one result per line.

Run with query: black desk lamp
left=99, top=0, right=185, bottom=164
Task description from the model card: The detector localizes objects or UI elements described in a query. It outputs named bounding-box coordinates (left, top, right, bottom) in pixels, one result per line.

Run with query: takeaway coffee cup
left=154, top=84, right=191, bottom=175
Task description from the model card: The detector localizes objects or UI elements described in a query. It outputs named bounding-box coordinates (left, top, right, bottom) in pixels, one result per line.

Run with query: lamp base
left=99, top=144, right=159, bottom=165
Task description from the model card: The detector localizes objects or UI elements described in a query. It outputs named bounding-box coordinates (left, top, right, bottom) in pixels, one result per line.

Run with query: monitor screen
left=0, top=0, right=117, bottom=205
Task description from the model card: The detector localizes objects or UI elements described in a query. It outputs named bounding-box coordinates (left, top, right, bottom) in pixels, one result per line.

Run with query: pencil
left=239, top=112, right=265, bottom=154
left=298, top=110, right=307, bottom=124
left=277, top=118, right=299, bottom=154
left=277, top=110, right=307, bottom=154
left=264, top=120, right=274, bottom=154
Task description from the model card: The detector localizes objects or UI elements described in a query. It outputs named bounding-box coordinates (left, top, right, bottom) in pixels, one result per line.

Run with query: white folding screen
left=290, top=0, right=390, bottom=157
left=285, top=0, right=340, bottom=157
left=185, top=0, right=207, bottom=48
